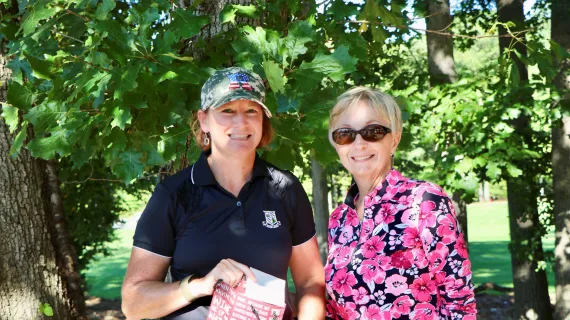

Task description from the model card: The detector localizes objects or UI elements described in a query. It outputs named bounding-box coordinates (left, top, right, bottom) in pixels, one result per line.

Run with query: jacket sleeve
left=418, top=185, right=477, bottom=319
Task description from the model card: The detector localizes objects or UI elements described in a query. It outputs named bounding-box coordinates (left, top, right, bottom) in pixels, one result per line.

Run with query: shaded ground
left=86, top=292, right=515, bottom=320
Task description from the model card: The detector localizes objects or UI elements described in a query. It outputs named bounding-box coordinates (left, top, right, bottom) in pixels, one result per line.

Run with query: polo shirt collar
left=344, top=169, right=401, bottom=209
left=191, top=151, right=269, bottom=186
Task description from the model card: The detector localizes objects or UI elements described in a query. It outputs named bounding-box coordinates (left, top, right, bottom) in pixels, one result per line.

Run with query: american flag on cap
left=227, top=72, right=253, bottom=91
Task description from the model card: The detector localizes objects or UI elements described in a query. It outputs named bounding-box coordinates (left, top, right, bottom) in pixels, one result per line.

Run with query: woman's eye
left=221, top=109, right=234, bottom=113
left=246, top=109, right=259, bottom=114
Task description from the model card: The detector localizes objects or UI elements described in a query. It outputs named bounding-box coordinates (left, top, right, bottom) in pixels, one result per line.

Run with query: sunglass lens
left=361, top=125, right=387, bottom=142
left=332, top=129, right=355, bottom=145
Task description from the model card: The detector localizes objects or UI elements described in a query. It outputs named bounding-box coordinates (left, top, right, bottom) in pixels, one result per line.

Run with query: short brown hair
left=191, top=110, right=274, bottom=151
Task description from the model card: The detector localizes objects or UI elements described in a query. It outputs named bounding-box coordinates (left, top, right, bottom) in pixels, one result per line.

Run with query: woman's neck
left=207, top=151, right=256, bottom=197
left=354, top=167, right=392, bottom=202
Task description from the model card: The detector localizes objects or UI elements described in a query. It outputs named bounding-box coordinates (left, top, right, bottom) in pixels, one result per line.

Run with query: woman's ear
left=391, top=132, right=402, bottom=154
left=197, top=110, right=208, bottom=132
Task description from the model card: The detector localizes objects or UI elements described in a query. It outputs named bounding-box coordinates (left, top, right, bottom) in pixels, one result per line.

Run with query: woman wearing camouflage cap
left=122, top=67, right=326, bottom=320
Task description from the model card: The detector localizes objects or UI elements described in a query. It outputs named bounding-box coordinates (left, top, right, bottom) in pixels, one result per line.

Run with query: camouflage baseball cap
left=200, top=67, right=272, bottom=118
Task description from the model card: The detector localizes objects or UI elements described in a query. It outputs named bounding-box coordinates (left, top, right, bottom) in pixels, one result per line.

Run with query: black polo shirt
left=133, top=152, right=316, bottom=319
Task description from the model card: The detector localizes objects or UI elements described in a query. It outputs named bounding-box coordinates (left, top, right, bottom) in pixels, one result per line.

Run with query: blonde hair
left=329, top=86, right=403, bottom=136
left=191, top=110, right=274, bottom=151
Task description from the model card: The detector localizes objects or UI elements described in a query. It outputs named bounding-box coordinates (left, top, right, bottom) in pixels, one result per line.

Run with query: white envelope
left=245, top=268, right=286, bottom=307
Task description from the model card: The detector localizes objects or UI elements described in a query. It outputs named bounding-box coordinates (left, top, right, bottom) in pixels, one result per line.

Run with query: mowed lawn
left=467, top=201, right=555, bottom=294
left=84, top=201, right=556, bottom=299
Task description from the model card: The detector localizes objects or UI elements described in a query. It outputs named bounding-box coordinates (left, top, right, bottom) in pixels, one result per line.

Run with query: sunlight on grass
left=84, top=228, right=134, bottom=299
left=467, top=201, right=555, bottom=294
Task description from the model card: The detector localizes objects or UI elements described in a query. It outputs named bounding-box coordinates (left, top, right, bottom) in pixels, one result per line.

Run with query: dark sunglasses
left=331, top=124, right=392, bottom=145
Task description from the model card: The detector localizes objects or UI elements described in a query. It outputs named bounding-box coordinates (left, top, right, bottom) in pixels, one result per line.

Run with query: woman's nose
left=353, top=133, right=367, bottom=147
left=233, top=112, right=247, bottom=124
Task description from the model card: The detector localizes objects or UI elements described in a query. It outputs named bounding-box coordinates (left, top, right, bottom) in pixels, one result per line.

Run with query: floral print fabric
left=325, top=170, right=476, bottom=319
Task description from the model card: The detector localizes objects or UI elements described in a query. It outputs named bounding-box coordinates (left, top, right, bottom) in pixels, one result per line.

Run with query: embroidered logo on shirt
left=262, top=211, right=281, bottom=228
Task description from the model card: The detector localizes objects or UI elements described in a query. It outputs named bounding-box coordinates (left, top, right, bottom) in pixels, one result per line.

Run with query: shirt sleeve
left=418, top=185, right=477, bottom=318
left=286, top=175, right=317, bottom=247
left=133, top=183, right=176, bottom=257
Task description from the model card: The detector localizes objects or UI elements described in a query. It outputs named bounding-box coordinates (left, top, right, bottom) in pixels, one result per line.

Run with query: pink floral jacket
left=325, top=170, right=476, bottom=319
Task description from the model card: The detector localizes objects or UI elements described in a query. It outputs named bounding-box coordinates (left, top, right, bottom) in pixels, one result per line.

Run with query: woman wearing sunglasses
left=325, top=87, right=476, bottom=319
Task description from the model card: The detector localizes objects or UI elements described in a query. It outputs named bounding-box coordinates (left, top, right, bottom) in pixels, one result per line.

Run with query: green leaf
left=263, top=60, right=286, bottom=93
left=23, top=52, right=54, bottom=80
left=232, top=5, right=258, bottom=18
left=219, top=4, right=259, bottom=24
left=1, top=104, right=19, bottom=133
left=39, top=303, right=54, bottom=317
left=219, top=4, right=238, bottom=24
left=20, top=1, right=58, bottom=36
left=160, top=125, right=191, bottom=162
left=506, top=164, right=523, bottom=178
left=358, top=0, right=389, bottom=42
left=86, top=51, right=112, bottom=67
left=27, top=128, right=72, bottom=159
left=7, top=81, right=35, bottom=111
left=111, top=150, right=145, bottom=184
left=486, top=162, right=501, bottom=180
left=550, top=40, right=570, bottom=61
left=141, top=140, right=165, bottom=166
left=329, top=0, right=359, bottom=20
left=113, top=65, right=141, bottom=99
left=160, top=53, right=195, bottom=62
left=111, top=106, right=132, bottom=130
left=264, top=140, right=296, bottom=171
left=9, top=121, right=28, bottom=158
left=297, top=45, right=358, bottom=82
left=276, top=93, right=299, bottom=113
left=92, top=19, right=136, bottom=60
left=281, top=20, right=315, bottom=62
left=24, top=101, right=67, bottom=133
left=95, top=0, right=116, bottom=20
left=169, top=9, right=210, bottom=39
left=508, top=62, right=520, bottom=89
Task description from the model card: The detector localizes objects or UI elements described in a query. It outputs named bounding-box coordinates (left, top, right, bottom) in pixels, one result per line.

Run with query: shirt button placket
left=236, top=201, right=244, bottom=221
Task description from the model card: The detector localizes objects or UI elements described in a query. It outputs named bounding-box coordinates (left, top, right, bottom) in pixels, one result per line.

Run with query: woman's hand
left=194, top=259, right=257, bottom=296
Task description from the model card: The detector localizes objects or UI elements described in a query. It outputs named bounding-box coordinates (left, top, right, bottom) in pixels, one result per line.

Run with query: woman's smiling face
left=199, top=99, right=264, bottom=156
left=330, top=100, right=400, bottom=183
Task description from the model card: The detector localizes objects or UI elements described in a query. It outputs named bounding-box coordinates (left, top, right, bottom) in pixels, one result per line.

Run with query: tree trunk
left=182, top=0, right=261, bottom=57
left=452, top=192, right=468, bottom=242
left=497, top=0, right=552, bottom=318
left=425, top=0, right=467, bottom=243
left=552, top=0, right=570, bottom=318
left=43, top=160, right=87, bottom=317
left=311, top=157, right=330, bottom=264
left=425, top=0, right=457, bottom=86
left=0, top=49, right=84, bottom=318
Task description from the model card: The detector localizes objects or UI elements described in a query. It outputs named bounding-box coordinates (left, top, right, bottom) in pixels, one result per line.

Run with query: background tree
left=424, top=0, right=470, bottom=243
left=0, top=2, right=86, bottom=316
left=497, top=0, right=552, bottom=318
left=552, top=0, right=570, bottom=318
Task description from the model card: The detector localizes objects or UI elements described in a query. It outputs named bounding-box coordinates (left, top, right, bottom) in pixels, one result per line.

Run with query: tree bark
left=311, top=157, right=330, bottom=264
left=497, top=0, right=552, bottom=318
left=425, top=0, right=467, bottom=243
left=182, top=0, right=261, bottom=58
left=552, top=0, right=570, bottom=318
left=0, top=48, right=83, bottom=318
left=43, top=160, right=87, bottom=318
left=425, top=0, right=457, bottom=86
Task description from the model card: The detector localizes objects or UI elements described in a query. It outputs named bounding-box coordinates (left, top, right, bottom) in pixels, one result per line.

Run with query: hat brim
left=208, top=93, right=272, bottom=118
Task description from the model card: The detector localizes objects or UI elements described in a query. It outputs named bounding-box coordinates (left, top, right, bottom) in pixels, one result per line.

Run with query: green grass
left=84, top=228, right=134, bottom=299
left=84, top=201, right=556, bottom=299
left=467, top=201, right=555, bottom=295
